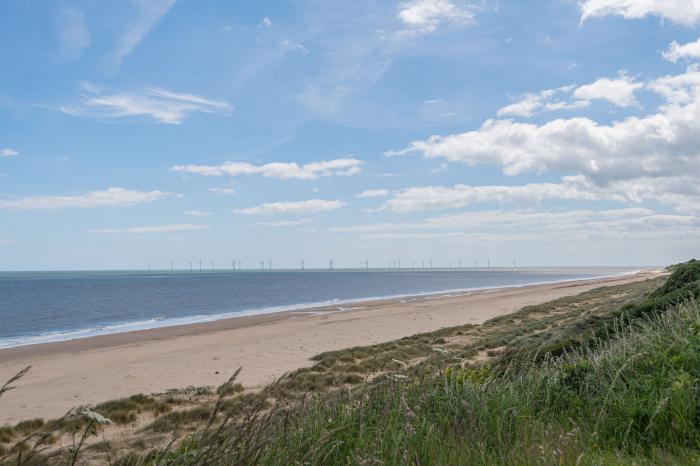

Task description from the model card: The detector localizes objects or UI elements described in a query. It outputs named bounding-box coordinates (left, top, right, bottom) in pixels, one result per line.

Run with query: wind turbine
left=170, top=262, right=173, bottom=272
left=301, top=259, right=305, bottom=270
left=329, top=258, right=334, bottom=270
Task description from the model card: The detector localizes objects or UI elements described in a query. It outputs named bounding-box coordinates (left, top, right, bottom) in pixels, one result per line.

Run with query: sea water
left=0, top=267, right=645, bottom=348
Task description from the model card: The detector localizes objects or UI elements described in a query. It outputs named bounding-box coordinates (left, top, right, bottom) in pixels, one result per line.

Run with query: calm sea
left=0, top=267, right=644, bottom=349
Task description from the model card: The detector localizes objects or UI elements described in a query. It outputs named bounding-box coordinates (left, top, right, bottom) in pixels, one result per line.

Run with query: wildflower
left=79, top=408, right=112, bottom=425
left=432, top=347, right=449, bottom=354
left=392, top=359, right=408, bottom=368
left=393, top=374, right=408, bottom=380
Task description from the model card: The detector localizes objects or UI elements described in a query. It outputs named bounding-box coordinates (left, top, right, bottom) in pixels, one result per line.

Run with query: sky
left=1, top=0, right=699, bottom=270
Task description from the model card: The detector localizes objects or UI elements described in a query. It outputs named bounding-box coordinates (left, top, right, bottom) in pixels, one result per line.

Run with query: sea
left=0, top=267, right=647, bottom=349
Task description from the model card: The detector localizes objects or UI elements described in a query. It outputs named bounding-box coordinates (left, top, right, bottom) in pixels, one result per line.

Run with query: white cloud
left=183, top=210, right=212, bottom=217
left=647, top=65, right=700, bottom=105
left=573, top=73, right=642, bottom=107
left=332, top=208, right=700, bottom=242
left=497, top=93, right=544, bottom=117
left=55, top=7, right=90, bottom=62
left=579, top=0, right=700, bottom=26
left=172, top=157, right=362, bottom=180
left=398, top=0, right=475, bottom=35
left=497, top=74, right=642, bottom=118
left=663, top=37, right=700, bottom=63
left=386, top=67, right=700, bottom=217
left=496, top=85, right=586, bottom=118
left=544, top=100, right=590, bottom=112
left=235, top=199, right=345, bottom=215
left=0, top=187, right=172, bottom=210
left=89, top=224, right=210, bottom=234
left=208, top=187, right=236, bottom=195
left=386, top=72, right=700, bottom=184
left=279, top=39, right=308, bottom=54
left=106, top=0, right=177, bottom=72
left=357, top=189, right=389, bottom=198
left=256, top=219, right=313, bottom=226
left=62, top=84, right=232, bottom=124
left=382, top=176, right=625, bottom=213
left=260, top=17, right=272, bottom=28
left=0, top=148, right=19, bottom=157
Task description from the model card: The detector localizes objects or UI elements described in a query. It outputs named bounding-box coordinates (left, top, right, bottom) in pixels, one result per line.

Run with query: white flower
left=80, top=408, right=112, bottom=425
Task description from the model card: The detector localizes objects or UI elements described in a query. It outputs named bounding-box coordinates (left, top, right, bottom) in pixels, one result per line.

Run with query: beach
left=0, top=270, right=660, bottom=424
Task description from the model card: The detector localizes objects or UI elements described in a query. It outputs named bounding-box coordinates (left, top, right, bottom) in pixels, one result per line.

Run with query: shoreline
left=0, top=269, right=662, bottom=424
left=0, top=268, right=648, bottom=350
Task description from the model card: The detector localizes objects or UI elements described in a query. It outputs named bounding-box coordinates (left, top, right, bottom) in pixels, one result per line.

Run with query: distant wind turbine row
left=144, top=257, right=518, bottom=271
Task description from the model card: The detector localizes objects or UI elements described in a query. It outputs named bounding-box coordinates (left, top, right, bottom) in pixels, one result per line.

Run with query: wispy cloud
left=0, top=148, right=19, bottom=157
left=279, top=39, right=309, bottom=54
left=380, top=177, right=623, bottom=213
left=209, top=187, right=236, bottom=195
left=172, top=157, right=362, bottom=180
left=0, top=187, right=172, bottom=210
left=235, top=199, right=344, bottom=215
left=183, top=210, right=212, bottom=217
left=0, top=237, right=16, bottom=246
left=397, top=0, right=475, bottom=36
left=89, top=223, right=210, bottom=234
left=106, top=0, right=177, bottom=73
left=579, top=0, right=700, bottom=26
left=62, top=84, right=232, bottom=124
left=55, top=7, right=90, bottom=62
left=255, top=219, right=313, bottom=226
left=496, top=73, right=641, bottom=118
left=357, top=189, right=389, bottom=198
left=332, top=208, right=700, bottom=242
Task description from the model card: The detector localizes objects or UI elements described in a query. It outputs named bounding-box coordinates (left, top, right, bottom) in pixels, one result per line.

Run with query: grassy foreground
left=2, top=261, right=700, bottom=465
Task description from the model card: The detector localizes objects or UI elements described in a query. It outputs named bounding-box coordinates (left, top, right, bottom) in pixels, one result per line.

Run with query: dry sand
left=0, top=271, right=660, bottom=424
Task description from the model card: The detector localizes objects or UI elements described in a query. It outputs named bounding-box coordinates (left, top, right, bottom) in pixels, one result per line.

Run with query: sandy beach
left=0, top=271, right=660, bottom=424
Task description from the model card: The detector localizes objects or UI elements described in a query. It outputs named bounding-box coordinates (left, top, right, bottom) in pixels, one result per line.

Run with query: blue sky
left=1, top=0, right=699, bottom=270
